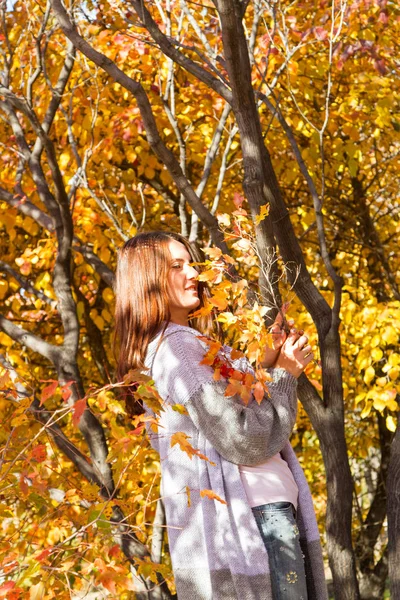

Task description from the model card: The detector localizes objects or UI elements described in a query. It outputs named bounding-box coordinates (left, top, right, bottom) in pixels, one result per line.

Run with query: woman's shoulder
left=164, top=322, right=202, bottom=339
left=145, top=322, right=215, bottom=388
left=149, top=322, right=202, bottom=346
left=146, top=322, right=206, bottom=361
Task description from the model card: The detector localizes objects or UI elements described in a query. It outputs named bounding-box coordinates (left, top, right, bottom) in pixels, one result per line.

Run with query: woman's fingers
left=296, top=334, right=309, bottom=348
left=301, top=344, right=313, bottom=355
left=303, top=351, right=315, bottom=365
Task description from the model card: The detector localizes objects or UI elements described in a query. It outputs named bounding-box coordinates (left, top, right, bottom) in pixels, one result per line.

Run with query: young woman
left=114, top=231, right=327, bottom=600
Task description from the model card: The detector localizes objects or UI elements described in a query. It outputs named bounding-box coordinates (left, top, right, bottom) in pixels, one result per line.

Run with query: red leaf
left=131, top=424, right=145, bottom=435
left=220, top=364, right=234, bottom=379
left=253, top=381, right=265, bottom=404
left=374, top=58, right=387, bottom=75
left=108, top=545, right=121, bottom=558
left=31, top=444, right=46, bottom=463
left=314, top=26, right=328, bottom=41
left=40, top=380, right=58, bottom=405
left=72, top=398, right=87, bottom=427
left=61, top=381, right=74, bottom=402
left=36, top=548, right=52, bottom=562
left=233, top=192, right=244, bottom=208
left=0, top=581, right=15, bottom=598
left=0, top=370, right=10, bottom=387
left=19, top=474, right=29, bottom=496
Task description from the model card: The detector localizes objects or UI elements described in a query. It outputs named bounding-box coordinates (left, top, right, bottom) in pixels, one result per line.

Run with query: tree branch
left=0, top=313, right=58, bottom=363
left=50, top=0, right=230, bottom=254
left=0, top=260, right=57, bottom=309
left=129, top=0, right=232, bottom=102
left=0, top=185, right=55, bottom=231
left=31, top=398, right=105, bottom=488
left=32, top=40, right=76, bottom=158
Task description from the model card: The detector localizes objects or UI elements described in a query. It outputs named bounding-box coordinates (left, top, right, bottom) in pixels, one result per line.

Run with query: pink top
left=239, top=453, right=299, bottom=509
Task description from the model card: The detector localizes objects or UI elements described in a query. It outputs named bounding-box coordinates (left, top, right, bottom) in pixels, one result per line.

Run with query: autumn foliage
left=0, top=0, right=399, bottom=598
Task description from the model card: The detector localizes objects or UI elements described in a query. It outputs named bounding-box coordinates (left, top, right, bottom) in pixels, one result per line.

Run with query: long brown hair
left=114, top=231, right=214, bottom=414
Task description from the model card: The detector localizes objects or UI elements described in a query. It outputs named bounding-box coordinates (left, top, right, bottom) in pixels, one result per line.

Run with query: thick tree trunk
left=387, top=417, right=400, bottom=599
left=215, top=0, right=359, bottom=597
left=298, top=367, right=360, bottom=600
left=355, top=413, right=390, bottom=599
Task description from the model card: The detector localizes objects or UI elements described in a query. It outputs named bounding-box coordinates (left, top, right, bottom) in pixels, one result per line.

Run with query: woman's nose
left=186, top=264, right=198, bottom=279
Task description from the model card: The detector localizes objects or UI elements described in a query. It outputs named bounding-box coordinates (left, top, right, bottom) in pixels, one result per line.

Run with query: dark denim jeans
left=252, top=502, right=308, bottom=600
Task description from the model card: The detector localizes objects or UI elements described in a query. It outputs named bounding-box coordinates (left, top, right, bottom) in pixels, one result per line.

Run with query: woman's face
left=167, top=239, right=200, bottom=325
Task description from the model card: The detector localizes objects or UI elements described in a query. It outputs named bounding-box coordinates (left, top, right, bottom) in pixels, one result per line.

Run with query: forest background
left=0, top=0, right=399, bottom=598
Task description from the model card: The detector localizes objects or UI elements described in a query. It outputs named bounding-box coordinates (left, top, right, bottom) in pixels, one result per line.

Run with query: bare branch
left=257, top=90, right=343, bottom=322
left=190, top=103, right=233, bottom=240
left=26, top=0, right=51, bottom=107
left=32, top=39, right=76, bottom=158
left=151, top=498, right=166, bottom=563
left=0, top=313, right=57, bottom=363
left=211, top=121, right=238, bottom=215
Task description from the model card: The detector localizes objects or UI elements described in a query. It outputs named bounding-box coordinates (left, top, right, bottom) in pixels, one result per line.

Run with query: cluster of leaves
left=0, top=0, right=399, bottom=596
left=0, top=364, right=174, bottom=597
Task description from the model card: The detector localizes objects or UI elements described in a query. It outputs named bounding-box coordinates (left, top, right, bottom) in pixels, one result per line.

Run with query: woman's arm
left=184, top=368, right=297, bottom=465
left=151, top=329, right=307, bottom=466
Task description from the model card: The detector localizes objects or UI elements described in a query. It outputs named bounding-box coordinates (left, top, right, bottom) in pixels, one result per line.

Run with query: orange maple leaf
left=200, top=489, right=227, bottom=504
left=171, top=432, right=216, bottom=465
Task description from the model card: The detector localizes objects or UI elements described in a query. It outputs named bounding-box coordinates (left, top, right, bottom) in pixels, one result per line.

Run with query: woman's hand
left=262, top=304, right=292, bottom=368
left=274, top=329, right=314, bottom=378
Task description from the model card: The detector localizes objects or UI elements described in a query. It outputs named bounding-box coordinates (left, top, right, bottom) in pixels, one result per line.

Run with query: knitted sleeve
left=151, top=329, right=298, bottom=466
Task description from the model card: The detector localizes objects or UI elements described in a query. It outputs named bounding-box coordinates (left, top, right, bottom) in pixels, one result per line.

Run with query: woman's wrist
left=261, top=347, right=280, bottom=368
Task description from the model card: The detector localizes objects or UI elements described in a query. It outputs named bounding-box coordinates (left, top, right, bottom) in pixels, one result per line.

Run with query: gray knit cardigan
left=144, top=323, right=328, bottom=600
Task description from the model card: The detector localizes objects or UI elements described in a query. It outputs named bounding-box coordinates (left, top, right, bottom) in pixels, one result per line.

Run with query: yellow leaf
left=389, top=353, right=400, bottom=367
left=11, top=414, right=29, bottom=427
left=360, top=401, right=372, bottom=419
left=363, top=366, right=375, bottom=385
left=217, top=312, right=238, bottom=326
left=0, top=280, right=8, bottom=300
left=94, top=315, right=105, bottom=330
left=172, top=404, right=188, bottom=415
left=0, top=332, right=13, bottom=347
left=370, top=335, right=380, bottom=348
left=371, top=348, right=383, bottom=362
left=255, top=204, right=270, bottom=225
left=204, top=247, right=222, bottom=260
left=217, top=213, right=231, bottom=227
left=59, top=152, right=70, bottom=170
left=144, top=166, right=156, bottom=179
left=209, top=293, right=228, bottom=311
left=102, top=287, right=114, bottom=304
left=382, top=326, right=398, bottom=345
left=198, top=269, right=220, bottom=283
left=386, top=415, right=397, bottom=432
left=30, top=582, right=45, bottom=600
left=186, top=485, right=191, bottom=507
left=170, top=432, right=216, bottom=465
